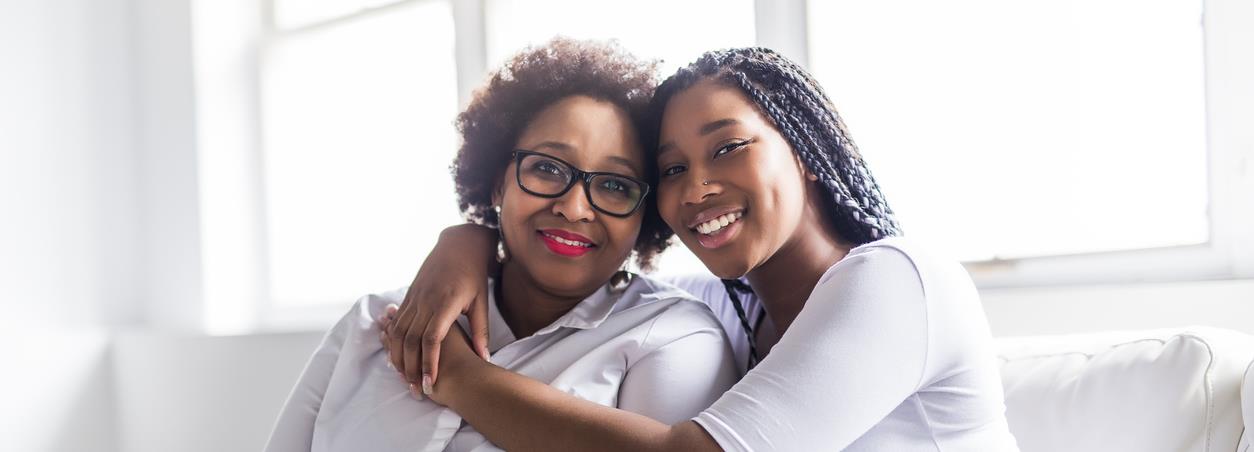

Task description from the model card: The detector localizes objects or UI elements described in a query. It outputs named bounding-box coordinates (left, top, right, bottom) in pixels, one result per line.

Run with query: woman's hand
left=384, top=223, right=498, bottom=391
left=379, top=305, right=484, bottom=404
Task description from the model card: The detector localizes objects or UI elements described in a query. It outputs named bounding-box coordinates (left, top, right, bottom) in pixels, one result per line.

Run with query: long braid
left=652, top=48, right=903, bottom=362
left=652, top=47, right=902, bottom=244
left=647, top=47, right=902, bottom=354
left=721, top=278, right=760, bottom=370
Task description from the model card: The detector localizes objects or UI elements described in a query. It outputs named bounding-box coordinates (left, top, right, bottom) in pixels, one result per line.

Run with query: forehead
left=660, top=79, right=764, bottom=138
left=516, top=95, right=644, bottom=171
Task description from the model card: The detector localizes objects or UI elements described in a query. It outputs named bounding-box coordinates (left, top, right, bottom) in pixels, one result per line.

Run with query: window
left=808, top=0, right=1209, bottom=264
left=484, top=0, right=755, bottom=74
left=261, top=0, right=463, bottom=307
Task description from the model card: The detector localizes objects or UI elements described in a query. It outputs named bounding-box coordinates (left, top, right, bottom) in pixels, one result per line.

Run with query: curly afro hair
left=451, top=37, right=673, bottom=270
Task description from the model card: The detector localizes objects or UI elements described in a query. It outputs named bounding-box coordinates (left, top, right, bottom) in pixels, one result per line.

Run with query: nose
left=679, top=171, right=720, bottom=206
left=552, top=182, right=596, bottom=223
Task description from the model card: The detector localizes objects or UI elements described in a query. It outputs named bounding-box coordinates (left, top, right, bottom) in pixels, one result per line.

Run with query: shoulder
left=624, top=274, right=729, bottom=346
left=820, top=237, right=971, bottom=295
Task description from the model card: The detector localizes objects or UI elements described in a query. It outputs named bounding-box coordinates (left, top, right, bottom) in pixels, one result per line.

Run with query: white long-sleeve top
left=672, top=238, right=1020, bottom=451
left=264, top=274, right=738, bottom=452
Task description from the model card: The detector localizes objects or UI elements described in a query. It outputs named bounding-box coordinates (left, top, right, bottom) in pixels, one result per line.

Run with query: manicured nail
left=480, top=348, right=491, bottom=361
left=385, top=360, right=394, bottom=370
left=386, top=304, right=399, bottom=315
left=409, top=383, right=424, bottom=400
left=421, top=374, right=433, bottom=395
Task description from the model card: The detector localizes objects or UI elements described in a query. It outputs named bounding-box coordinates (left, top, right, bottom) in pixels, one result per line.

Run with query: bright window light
left=485, top=0, right=756, bottom=76
left=808, top=0, right=1209, bottom=262
left=261, top=0, right=462, bottom=306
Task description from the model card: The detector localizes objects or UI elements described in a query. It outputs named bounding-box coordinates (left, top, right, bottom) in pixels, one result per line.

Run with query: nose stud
left=703, top=180, right=710, bottom=186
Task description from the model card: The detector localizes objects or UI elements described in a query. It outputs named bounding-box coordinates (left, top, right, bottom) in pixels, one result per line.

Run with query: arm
left=431, top=330, right=722, bottom=451
left=431, top=246, right=929, bottom=451
left=263, top=309, right=354, bottom=452
left=386, top=223, right=498, bottom=389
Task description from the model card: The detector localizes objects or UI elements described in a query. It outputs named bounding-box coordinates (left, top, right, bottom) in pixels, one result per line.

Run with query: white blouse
left=264, top=275, right=738, bottom=452
left=677, top=238, right=1021, bottom=451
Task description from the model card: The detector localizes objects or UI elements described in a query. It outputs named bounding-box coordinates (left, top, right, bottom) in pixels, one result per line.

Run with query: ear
left=491, top=172, right=507, bottom=207
left=792, top=153, right=820, bottom=182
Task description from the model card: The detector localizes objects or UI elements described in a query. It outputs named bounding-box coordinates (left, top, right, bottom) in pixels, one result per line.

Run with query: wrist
left=432, top=350, right=488, bottom=405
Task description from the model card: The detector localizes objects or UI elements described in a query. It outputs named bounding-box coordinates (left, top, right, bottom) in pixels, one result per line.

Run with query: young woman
left=382, top=48, right=1021, bottom=451
left=263, top=38, right=738, bottom=452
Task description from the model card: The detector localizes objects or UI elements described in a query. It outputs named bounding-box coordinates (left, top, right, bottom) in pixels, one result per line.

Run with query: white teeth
left=695, top=212, right=742, bottom=235
left=544, top=232, right=591, bottom=248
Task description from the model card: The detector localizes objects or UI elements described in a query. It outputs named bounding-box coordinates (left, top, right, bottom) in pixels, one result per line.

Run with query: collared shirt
left=264, top=274, right=737, bottom=452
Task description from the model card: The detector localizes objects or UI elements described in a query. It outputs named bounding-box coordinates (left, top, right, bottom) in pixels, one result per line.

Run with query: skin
left=491, top=95, right=645, bottom=339
left=381, top=79, right=855, bottom=450
left=385, top=94, right=647, bottom=387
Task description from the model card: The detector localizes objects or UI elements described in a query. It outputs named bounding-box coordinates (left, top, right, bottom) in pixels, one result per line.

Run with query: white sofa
left=997, top=327, right=1254, bottom=452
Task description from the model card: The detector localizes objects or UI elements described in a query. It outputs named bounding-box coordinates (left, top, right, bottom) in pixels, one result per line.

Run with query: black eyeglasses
left=511, top=150, right=650, bottom=218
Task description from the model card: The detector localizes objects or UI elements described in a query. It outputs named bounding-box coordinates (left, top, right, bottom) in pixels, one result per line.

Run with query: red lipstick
left=537, top=229, right=596, bottom=257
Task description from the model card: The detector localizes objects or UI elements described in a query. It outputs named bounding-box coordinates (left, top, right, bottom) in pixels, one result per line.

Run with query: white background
left=1, top=0, right=1252, bottom=451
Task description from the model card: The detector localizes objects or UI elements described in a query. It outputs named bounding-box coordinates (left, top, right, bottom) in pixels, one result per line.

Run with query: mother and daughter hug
left=265, top=37, right=1020, bottom=451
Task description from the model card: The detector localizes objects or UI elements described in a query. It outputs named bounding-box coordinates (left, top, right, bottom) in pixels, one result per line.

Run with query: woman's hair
left=651, top=47, right=902, bottom=369
left=451, top=37, right=672, bottom=270
left=651, top=47, right=901, bottom=245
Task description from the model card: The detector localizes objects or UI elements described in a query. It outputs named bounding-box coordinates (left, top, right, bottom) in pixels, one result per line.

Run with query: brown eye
left=714, top=140, right=749, bottom=158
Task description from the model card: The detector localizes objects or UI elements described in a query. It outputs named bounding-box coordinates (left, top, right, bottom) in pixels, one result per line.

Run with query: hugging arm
left=386, top=223, right=498, bottom=387
left=428, top=327, right=725, bottom=452
left=420, top=247, right=930, bottom=452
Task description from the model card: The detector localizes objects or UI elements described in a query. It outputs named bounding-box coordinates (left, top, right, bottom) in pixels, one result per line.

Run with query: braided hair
left=651, top=48, right=902, bottom=369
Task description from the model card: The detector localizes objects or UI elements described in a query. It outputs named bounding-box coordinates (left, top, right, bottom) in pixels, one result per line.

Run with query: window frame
left=193, top=0, right=1253, bottom=333
left=796, top=0, right=1254, bottom=289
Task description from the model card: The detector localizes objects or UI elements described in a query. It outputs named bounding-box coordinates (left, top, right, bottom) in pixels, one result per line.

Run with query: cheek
left=499, top=187, right=545, bottom=234
left=656, top=183, right=682, bottom=230
left=606, top=216, right=644, bottom=254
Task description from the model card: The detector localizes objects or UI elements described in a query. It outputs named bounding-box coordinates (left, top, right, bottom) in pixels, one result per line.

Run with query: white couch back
left=996, top=327, right=1254, bottom=452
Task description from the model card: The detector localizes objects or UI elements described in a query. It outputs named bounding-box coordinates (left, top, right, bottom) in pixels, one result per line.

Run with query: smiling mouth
left=537, top=229, right=596, bottom=257
left=693, top=211, right=744, bottom=235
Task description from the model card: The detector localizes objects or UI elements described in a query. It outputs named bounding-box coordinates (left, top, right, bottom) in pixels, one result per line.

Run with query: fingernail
left=385, top=360, right=394, bottom=370
left=421, top=374, right=433, bottom=395
left=386, top=304, right=399, bottom=314
left=409, top=383, right=424, bottom=400
left=480, top=348, right=491, bottom=361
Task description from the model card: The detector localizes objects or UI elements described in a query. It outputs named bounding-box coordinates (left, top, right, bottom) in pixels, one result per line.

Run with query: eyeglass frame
left=510, top=149, right=651, bottom=218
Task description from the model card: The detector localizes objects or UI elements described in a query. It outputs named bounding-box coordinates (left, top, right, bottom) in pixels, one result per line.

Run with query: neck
left=496, top=263, right=591, bottom=339
left=745, top=209, right=851, bottom=335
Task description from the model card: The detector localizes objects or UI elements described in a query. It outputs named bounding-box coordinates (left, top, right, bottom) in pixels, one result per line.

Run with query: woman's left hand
left=378, top=304, right=482, bottom=405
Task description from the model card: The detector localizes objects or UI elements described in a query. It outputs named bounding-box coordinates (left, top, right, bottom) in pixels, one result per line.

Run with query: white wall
left=1, top=0, right=1251, bottom=451
left=0, top=0, right=140, bottom=451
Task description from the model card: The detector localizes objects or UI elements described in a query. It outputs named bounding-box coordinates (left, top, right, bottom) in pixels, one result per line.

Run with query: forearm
left=437, top=359, right=716, bottom=452
left=435, top=223, right=500, bottom=275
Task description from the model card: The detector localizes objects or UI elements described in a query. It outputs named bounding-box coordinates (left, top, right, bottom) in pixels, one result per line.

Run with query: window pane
left=485, top=0, right=756, bottom=75
left=272, top=0, right=409, bottom=30
left=262, top=1, right=462, bottom=306
left=808, top=0, right=1208, bottom=261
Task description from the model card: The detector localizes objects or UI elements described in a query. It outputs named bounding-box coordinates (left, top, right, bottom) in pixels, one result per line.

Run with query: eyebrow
left=658, top=118, right=742, bottom=155
left=699, top=118, right=740, bottom=136
left=528, top=141, right=641, bottom=176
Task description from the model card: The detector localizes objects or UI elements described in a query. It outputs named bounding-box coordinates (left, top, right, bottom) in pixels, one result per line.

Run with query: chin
left=695, top=253, right=753, bottom=280
left=531, top=264, right=614, bottom=296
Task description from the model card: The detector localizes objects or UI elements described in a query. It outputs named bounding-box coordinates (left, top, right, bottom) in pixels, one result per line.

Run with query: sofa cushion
left=996, top=327, right=1254, bottom=452
left=1241, top=359, right=1253, bottom=451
